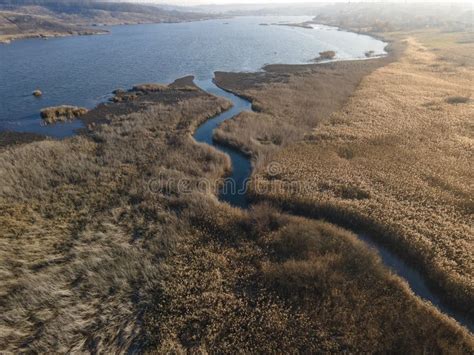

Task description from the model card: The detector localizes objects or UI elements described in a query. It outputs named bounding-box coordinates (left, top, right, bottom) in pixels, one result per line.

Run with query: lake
left=0, top=16, right=386, bottom=137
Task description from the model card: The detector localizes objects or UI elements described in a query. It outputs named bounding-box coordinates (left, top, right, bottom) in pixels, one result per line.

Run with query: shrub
left=445, top=96, right=470, bottom=104
left=316, top=50, right=336, bottom=61
left=132, top=83, right=168, bottom=92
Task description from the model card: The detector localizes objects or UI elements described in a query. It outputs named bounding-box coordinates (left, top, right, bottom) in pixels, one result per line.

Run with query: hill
left=0, top=0, right=216, bottom=43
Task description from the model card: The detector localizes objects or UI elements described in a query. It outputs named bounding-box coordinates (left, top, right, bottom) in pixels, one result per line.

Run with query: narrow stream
left=194, top=79, right=252, bottom=208
left=193, top=78, right=473, bottom=334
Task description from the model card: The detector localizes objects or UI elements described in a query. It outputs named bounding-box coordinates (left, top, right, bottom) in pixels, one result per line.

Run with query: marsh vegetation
left=40, top=105, right=88, bottom=124
left=213, top=43, right=400, bottom=169
left=0, top=3, right=472, bottom=352
left=0, top=81, right=232, bottom=352
left=1, top=49, right=473, bottom=352
left=215, top=30, right=473, bottom=321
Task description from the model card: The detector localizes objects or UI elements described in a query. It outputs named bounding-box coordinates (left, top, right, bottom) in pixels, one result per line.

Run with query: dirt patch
left=0, top=131, right=46, bottom=149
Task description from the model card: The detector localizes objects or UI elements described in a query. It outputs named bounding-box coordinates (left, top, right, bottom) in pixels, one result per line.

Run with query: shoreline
left=0, top=17, right=371, bottom=46
left=0, top=131, right=46, bottom=149
left=0, top=25, right=388, bottom=141
left=0, top=17, right=227, bottom=45
left=0, top=19, right=388, bottom=144
left=0, top=29, right=108, bottom=45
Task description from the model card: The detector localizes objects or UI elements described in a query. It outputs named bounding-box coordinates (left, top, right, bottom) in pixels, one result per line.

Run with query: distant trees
left=0, top=1, right=160, bottom=15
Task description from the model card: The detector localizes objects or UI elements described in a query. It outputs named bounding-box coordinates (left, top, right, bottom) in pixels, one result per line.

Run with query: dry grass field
left=142, top=205, right=473, bottom=353
left=0, top=82, right=232, bottom=352
left=224, top=32, right=473, bottom=317
left=1, top=73, right=473, bottom=352
left=213, top=43, right=402, bottom=170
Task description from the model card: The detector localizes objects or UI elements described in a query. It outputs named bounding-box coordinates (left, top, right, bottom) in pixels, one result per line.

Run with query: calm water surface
left=194, top=79, right=252, bottom=207
left=0, top=16, right=386, bottom=137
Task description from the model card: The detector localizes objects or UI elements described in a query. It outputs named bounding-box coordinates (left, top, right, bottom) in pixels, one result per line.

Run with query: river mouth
left=193, top=76, right=473, bottom=334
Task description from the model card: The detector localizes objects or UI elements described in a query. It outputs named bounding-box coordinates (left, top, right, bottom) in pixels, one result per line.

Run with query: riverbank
left=0, top=78, right=234, bottom=352
left=215, top=29, right=473, bottom=320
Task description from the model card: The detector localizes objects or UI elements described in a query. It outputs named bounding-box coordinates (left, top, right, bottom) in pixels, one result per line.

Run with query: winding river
left=193, top=78, right=474, bottom=334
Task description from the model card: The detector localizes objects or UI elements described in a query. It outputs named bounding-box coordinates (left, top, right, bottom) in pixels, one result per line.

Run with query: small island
left=40, top=105, right=88, bottom=124
left=313, top=50, right=337, bottom=62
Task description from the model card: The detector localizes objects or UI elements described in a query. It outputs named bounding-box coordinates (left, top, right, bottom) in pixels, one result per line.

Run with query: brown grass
left=143, top=204, right=473, bottom=352
left=243, top=34, right=474, bottom=315
left=0, top=84, right=232, bottom=352
left=260, top=217, right=473, bottom=352
left=132, top=83, right=169, bottom=92
left=213, top=44, right=401, bottom=168
left=1, top=73, right=472, bottom=352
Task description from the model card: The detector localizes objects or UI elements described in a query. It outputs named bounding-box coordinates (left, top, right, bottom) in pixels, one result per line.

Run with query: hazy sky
left=159, top=0, right=374, bottom=4
left=138, top=0, right=335, bottom=4
left=143, top=0, right=325, bottom=4
left=135, top=0, right=473, bottom=5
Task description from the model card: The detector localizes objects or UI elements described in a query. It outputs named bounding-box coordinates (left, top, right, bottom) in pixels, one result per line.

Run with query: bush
left=132, top=83, right=168, bottom=92
left=317, top=50, right=336, bottom=60
left=445, top=96, right=470, bottom=104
